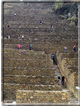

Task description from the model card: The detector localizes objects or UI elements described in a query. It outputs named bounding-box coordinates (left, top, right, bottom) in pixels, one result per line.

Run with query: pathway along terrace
left=3, top=2, right=78, bottom=104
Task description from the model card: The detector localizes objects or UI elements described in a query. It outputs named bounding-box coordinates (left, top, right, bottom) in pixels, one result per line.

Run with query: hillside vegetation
left=54, top=1, right=78, bottom=27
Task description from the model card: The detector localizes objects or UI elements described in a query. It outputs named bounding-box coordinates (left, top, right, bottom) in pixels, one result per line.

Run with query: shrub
left=71, top=14, right=77, bottom=22
left=67, top=14, right=77, bottom=22
left=59, top=15, right=67, bottom=19
left=70, top=21, right=75, bottom=27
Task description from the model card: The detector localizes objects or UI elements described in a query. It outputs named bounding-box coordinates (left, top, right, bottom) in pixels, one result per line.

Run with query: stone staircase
left=53, top=64, right=78, bottom=104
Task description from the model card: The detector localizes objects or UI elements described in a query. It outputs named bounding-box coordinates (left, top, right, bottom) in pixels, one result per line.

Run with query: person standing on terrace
left=7, top=24, right=9, bottom=27
left=29, top=44, right=31, bottom=50
left=40, top=21, right=42, bottom=23
left=18, top=44, right=21, bottom=50
left=22, top=35, right=24, bottom=40
left=64, top=47, right=67, bottom=52
left=58, top=76, right=61, bottom=85
left=51, top=25, right=53, bottom=28
left=14, top=13, right=16, bottom=16
left=7, top=35, right=10, bottom=39
left=21, top=7, right=23, bottom=10
left=61, top=76, right=65, bottom=85
left=73, top=45, right=76, bottom=51
left=51, top=54, right=55, bottom=64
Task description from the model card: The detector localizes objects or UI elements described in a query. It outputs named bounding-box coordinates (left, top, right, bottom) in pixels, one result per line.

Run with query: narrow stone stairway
left=53, top=64, right=78, bottom=104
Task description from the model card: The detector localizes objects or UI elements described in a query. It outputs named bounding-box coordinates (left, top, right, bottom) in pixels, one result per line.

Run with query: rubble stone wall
left=4, top=84, right=62, bottom=100
left=56, top=52, right=78, bottom=98
left=16, top=90, right=69, bottom=103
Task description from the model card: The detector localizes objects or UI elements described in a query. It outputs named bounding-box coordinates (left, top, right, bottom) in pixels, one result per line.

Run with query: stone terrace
left=3, top=2, right=78, bottom=104
left=3, top=48, right=63, bottom=102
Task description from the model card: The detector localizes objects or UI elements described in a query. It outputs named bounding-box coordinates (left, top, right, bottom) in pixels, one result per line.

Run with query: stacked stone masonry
left=16, top=90, right=69, bottom=103
left=4, top=84, right=62, bottom=100
left=56, top=51, right=78, bottom=98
